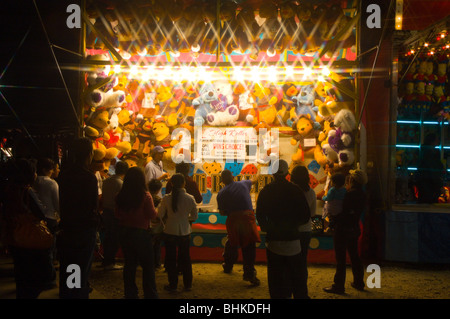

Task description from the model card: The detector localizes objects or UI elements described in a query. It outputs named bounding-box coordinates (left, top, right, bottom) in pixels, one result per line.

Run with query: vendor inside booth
left=80, top=0, right=361, bottom=263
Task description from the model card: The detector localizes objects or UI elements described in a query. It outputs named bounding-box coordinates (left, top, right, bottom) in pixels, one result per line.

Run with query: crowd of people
left=0, top=136, right=369, bottom=299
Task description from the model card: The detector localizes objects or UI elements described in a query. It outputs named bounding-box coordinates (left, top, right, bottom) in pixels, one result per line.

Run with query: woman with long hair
left=115, top=166, right=158, bottom=299
left=158, top=173, right=198, bottom=292
left=290, top=165, right=316, bottom=299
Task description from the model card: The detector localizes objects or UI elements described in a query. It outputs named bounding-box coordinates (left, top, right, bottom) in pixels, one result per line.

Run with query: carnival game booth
left=388, top=12, right=450, bottom=263
left=80, top=0, right=362, bottom=263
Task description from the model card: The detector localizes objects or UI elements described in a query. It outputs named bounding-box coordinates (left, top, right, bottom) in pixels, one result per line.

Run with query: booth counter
left=385, top=205, right=450, bottom=263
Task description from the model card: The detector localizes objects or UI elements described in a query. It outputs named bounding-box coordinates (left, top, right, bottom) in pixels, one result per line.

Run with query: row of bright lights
left=103, top=65, right=332, bottom=83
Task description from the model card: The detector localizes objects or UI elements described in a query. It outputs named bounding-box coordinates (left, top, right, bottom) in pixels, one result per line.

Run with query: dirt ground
left=88, top=259, right=450, bottom=300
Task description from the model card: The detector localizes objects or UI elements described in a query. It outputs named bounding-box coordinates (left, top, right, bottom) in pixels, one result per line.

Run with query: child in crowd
left=322, top=172, right=347, bottom=232
left=148, top=179, right=164, bottom=270
left=148, top=179, right=163, bottom=208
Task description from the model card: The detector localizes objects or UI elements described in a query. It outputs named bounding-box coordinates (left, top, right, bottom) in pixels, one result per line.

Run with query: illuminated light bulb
left=411, top=50, right=415, bottom=54
left=122, top=51, right=132, bottom=60
left=268, top=66, right=277, bottom=83
left=197, top=67, right=209, bottom=82
left=130, top=65, right=138, bottom=76
left=424, top=43, right=429, bottom=47
left=285, top=66, right=294, bottom=78
left=446, top=45, right=449, bottom=49
left=233, top=67, right=244, bottom=82
left=441, top=34, right=446, bottom=38
left=163, top=66, right=173, bottom=80
left=251, top=67, right=260, bottom=83
left=318, top=75, right=325, bottom=82
left=104, top=65, right=111, bottom=75
left=321, top=66, right=331, bottom=77
left=266, top=48, right=276, bottom=57
left=141, top=69, right=150, bottom=82
left=303, top=67, right=313, bottom=78
left=138, top=48, right=148, bottom=56
left=170, top=50, right=180, bottom=58
left=180, top=66, right=190, bottom=81
left=191, top=44, right=201, bottom=53
left=114, top=65, right=121, bottom=73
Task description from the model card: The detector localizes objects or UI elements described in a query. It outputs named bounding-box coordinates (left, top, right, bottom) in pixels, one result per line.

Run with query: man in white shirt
left=145, top=146, right=170, bottom=193
left=34, top=157, right=60, bottom=277
left=34, top=157, right=59, bottom=233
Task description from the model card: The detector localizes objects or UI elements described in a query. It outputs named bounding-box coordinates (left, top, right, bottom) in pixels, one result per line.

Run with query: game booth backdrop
left=385, top=10, right=450, bottom=264
left=80, top=0, right=363, bottom=263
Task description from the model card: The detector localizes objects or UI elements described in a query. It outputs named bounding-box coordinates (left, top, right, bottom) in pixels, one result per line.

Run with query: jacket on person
left=333, top=186, right=366, bottom=235
left=256, top=178, right=310, bottom=241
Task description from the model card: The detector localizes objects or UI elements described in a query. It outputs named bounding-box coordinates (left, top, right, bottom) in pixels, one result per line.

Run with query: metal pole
left=32, top=0, right=81, bottom=129
left=357, top=0, right=395, bottom=128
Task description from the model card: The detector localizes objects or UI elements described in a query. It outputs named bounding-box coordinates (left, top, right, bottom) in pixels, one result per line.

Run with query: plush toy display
left=151, top=117, right=180, bottom=162
left=236, top=5, right=260, bottom=58
left=327, top=109, right=356, bottom=166
left=251, top=83, right=280, bottom=125
left=277, top=1, right=299, bottom=53
left=398, top=81, right=415, bottom=119
left=81, top=0, right=364, bottom=201
left=132, top=116, right=154, bottom=156
left=201, top=2, right=218, bottom=54
left=237, top=89, right=256, bottom=124
left=257, top=2, right=281, bottom=55
left=290, top=114, right=321, bottom=163
left=156, top=83, right=180, bottom=127
left=84, top=109, right=111, bottom=143
left=314, top=82, right=341, bottom=118
left=435, top=55, right=448, bottom=90
left=294, top=2, right=315, bottom=54
left=220, top=1, right=240, bottom=55
left=413, top=60, right=428, bottom=83
left=288, top=84, right=320, bottom=128
left=193, top=82, right=219, bottom=126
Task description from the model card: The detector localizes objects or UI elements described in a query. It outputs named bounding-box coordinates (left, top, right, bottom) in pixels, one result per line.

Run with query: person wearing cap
left=323, top=168, right=367, bottom=295
left=144, top=146, right=170, bottom=195
left=256, top=159, right=311, bottom=299
left=216, top=169, right=261, bottom=286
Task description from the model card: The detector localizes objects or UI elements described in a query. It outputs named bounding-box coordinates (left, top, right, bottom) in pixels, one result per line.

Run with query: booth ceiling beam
left=401, top=15, right=450, bottom=48
left=81, top=11, right=123, bottom=63
left=320, top=12, right=360, bottom=59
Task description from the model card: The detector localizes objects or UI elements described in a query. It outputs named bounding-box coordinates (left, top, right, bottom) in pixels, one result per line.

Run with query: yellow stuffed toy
left=84, top=109, right=111, bottom=143
left=314, top=82, right=342, bottom=118
left=156, top=84, right=180, bottom=127
left=290, top=114, right=321, bottom=163
left=251, top=83, right=279, bottom=125
left=151, top=118, right=180, bottom=162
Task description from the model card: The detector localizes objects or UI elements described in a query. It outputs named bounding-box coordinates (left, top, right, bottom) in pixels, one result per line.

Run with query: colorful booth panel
left=190, top=212, right=337, bottom=263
